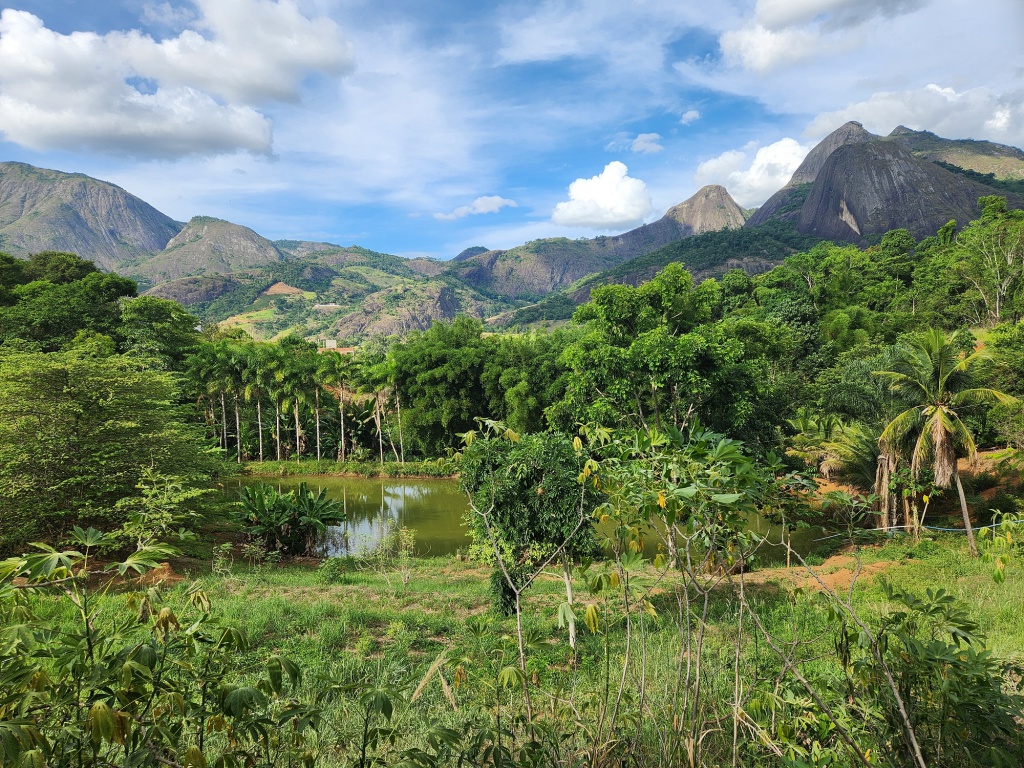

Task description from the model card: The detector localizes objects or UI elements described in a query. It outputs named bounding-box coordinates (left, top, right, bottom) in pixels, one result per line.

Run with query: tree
left=0, top=269, right=137, bottom=351
left=390, top=317, right=490, bottom=455
left=118, top=296, right=201, bottom=367
left=874, top=328, right=1015, bottom=555
left=955, top=196, right=1024, bottom=325
left=0, top=350, right=216, bottom=554
left=459, top=424, right=601, bottom=645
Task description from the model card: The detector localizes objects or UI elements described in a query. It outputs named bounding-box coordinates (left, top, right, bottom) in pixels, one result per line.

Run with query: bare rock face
left=143, top=275, right=240, bottom=305
left=747, top=122, right=877, bottom=227
left=0, top=162, right=181, bottom=270
left=664, top=185, right=746, bottom=233
left=797, top=141, right=1023, bottom=241
left=131, top=216, right=284, bottom=285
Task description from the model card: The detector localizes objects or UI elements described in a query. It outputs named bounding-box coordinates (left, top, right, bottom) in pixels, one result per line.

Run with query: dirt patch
left=744, top=553, right=897, bottom=594
left=139, top=562, right=185, bottom=586
left=262, top=281, right=305, bottom=296
left=798, top=558, right=893, bottom=593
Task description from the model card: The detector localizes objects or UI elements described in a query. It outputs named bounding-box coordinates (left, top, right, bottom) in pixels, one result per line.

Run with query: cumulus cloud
left=680, top=109, right=701, bottom=125
left=434, top=195, right=518, bottom=221
left=807, top=84, right=1024, bottom=148
left=720, top=0, right=931, bottom=72
left=552, top=161, right=653, bottom=229
left=694, top=138, right=811, bottom=207
left=0, top=1, right=352, bottom=158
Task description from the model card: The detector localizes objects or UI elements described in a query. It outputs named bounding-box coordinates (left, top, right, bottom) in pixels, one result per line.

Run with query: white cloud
left=0, top=1, right=352, bottom=158
left=629, top=133, right=664, bottom=154
left=605, top=132, right=664, bottom=154
left=719, top=25, right=822, bottom=72
left=719, top=0, right=931, bottom=72
left=434, top=195, right=518, bottom=221
left=552, top=161, right=653, bottom=229
left=754, top=0, right=928, bottom=31
left=807, top=84, right=1024, bottom=148
left=694, top=138, right=811, bottom=207
left=680, top=109, right=701, bottom=125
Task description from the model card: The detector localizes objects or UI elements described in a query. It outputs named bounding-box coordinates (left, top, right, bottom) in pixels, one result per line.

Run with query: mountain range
left=1, top=121, right=1022, bottom=341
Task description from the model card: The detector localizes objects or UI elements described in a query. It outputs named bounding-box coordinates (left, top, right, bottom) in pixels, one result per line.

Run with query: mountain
left=747, top=122, right=877, bottom=227
left=444, top=185, right=745, bottom=299
left=146, top=240, right=511, bottom=342
left=129, top=216, right=284, bottom=286
left=888, top=126, right=1024, bottom=179
left=662, top=184, right=746, bottom=232
left=748, top=123, right=1024, bottom=241
left=0, top=162, right=181, bottom=270
left=796, top=140, right=1024, bottom=241
left=492, top=221, right=819, bottom=327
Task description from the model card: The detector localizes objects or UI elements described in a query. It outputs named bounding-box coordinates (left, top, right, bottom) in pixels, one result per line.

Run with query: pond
left=233, top=476, right=829, bottom=564
left=235, top=476, right=471, bottom=557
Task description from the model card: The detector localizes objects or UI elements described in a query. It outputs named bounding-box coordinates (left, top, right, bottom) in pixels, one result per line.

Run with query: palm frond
left=879, top=406, right=923, bottom=450
left=951, top=387, right=1017, bottom=408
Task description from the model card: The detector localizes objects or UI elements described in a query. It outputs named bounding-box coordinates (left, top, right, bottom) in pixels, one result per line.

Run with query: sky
left=0, top=0, right=1022, bottom=260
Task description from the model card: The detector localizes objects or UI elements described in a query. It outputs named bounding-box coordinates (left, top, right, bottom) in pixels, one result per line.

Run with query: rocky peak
left=788, top=121, right=877, bottom=185
left=664, top=185, right=746, bottom=233
left=453, top=246, right=490, bottom=262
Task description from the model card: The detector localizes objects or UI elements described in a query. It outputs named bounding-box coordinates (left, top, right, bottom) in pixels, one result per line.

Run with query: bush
left=316, top=555, right=356, bottom=585
left=834, top=584, right=1024, bottom=766
left=233, top=482, right=345, bottom=557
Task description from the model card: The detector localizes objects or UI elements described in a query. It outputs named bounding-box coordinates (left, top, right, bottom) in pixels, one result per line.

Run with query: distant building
left=317, top=339, right=357, bottom=355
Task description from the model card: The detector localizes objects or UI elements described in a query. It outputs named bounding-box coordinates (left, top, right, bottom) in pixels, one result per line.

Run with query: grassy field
left=23, top=527, right=1021, bottom=766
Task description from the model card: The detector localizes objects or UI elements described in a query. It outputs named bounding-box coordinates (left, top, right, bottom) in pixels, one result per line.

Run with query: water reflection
left=237, top=477, right=471, bottom=557
left=232, top=477, right=828, bottom=564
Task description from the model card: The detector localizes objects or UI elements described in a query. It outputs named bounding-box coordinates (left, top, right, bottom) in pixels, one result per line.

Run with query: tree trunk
left=396, top=390, right=405, bottom=464
left=375, top=397, right=384, bottom=466
left=874, top=453, right=895, bottom=531
left=339, top=385, right=346, bottom=462
left=315, top=388, right=322, bottom=462
left=220, top=392, right=228, bottom=452
left=256, top=395, right=264, bottom=463
left=294, top=400, right=302, bottom=463
left=561, top=552, right=576, bottom=651
left=234, top=393, right=242, bottom=463
left=955, top=472, right=978, bottom=556
left=275, top=400, right=282, bottom=461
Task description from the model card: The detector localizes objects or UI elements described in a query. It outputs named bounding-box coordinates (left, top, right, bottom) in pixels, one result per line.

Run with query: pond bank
left=236, top=458, right=456, bottom=480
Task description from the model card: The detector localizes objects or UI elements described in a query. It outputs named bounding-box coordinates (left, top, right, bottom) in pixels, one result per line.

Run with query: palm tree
left=320, top=353, right=353, bottom=462
left=874, top=328, right=1015, bottom=555
left=240, top=343, right=275, bottom=463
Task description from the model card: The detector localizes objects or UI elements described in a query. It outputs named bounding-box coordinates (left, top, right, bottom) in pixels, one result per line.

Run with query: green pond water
left=234, top=476, right=827, bottom=563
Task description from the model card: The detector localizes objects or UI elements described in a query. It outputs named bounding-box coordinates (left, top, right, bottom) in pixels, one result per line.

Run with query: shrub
left=316, top=555, right=356, bottom=585
left=233, top=482, right=345, bottom=557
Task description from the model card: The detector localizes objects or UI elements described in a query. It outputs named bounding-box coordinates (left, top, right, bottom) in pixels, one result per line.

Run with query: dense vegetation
left=2, top=196, right=1024, bottom=767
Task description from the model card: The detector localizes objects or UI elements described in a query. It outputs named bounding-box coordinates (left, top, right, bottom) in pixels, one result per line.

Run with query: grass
left=15, top=529, right=1024, bottom=766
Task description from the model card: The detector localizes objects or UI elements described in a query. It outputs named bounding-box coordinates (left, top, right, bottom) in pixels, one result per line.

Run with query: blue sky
left=1, top=0, right=1022, bottom=259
